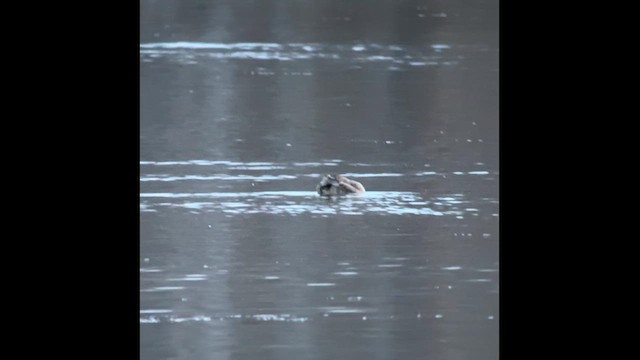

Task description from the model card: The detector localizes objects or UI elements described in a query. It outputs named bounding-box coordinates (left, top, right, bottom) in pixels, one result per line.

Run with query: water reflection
left=140, top=41, right=465, bottom=69
left=140, top=160, right=497, bottom=216
left=140, top=0, right=498, bottom=358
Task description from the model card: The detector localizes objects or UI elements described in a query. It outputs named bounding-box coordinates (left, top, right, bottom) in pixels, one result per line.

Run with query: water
left=141, top=1, right=498, bottom=359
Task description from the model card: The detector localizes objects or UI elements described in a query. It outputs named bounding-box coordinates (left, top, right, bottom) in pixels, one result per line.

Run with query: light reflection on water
left=140, top=259, right=499, bottom=325
left=139, top=42, right=468, bottom=69
left=140, top=0, right=498, bottom=357
left=141, top=190, right=469, bottom=215
left=140, top=160, right=497, bottom=216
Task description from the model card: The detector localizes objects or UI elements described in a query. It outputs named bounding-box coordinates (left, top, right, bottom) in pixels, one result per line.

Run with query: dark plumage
left=316, top=174, right=366, bottom=196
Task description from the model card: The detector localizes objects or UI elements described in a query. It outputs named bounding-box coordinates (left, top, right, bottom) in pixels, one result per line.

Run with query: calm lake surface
left=140, top=1, right=498, bottom=359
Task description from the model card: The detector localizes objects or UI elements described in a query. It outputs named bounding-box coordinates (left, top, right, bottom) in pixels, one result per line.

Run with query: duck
left=316, top=174, right=366, bottom=196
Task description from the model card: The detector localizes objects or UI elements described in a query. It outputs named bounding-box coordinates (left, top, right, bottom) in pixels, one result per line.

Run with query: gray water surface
left=141, top=1, right=498, bottom=359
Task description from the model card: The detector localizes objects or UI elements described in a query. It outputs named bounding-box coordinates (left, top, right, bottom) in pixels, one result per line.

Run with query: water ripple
left=139, top=191, right=470, bottom=216
left=139, top=160, right=498, bottom=216
left=139, top=42, right=461, bottom=69
left=140, top=313, right=309, bottom=324
left=140, top=174, right=297, bottom=182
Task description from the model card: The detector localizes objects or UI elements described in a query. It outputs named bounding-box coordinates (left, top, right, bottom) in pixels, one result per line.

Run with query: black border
left=31, top=2, right=141, bottom=357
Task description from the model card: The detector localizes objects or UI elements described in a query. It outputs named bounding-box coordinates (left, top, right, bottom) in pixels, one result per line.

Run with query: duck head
left=316, top=174, right=341, bottom=196
left=316, top=174, right=365, bottom=196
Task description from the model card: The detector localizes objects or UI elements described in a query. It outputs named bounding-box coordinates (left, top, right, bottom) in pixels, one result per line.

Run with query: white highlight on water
left=140, top=316, right=160, bottom=324
left=140, top=309, right=173, bottom=314
left=167, top=274, right=208, bottom=281
left=307, top=283, right=336, bottom=287
left=252, top=314, right=308, bottom=322
left=139, top=42, right=457, bottom=67
left=169, top=315, right=212, bottom=323
left=323, top=307, right=367, bottom=314
left=465, top=279, right=492, bottom=282
left=442, top=266, right=462, bottom=271
left=140, top=174, right=297, bottom=182
left=140, top=286, right=185, bottom=292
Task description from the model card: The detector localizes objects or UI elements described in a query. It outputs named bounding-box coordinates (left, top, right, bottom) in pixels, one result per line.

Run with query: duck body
left=316, top=174, right=366, bottom=196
